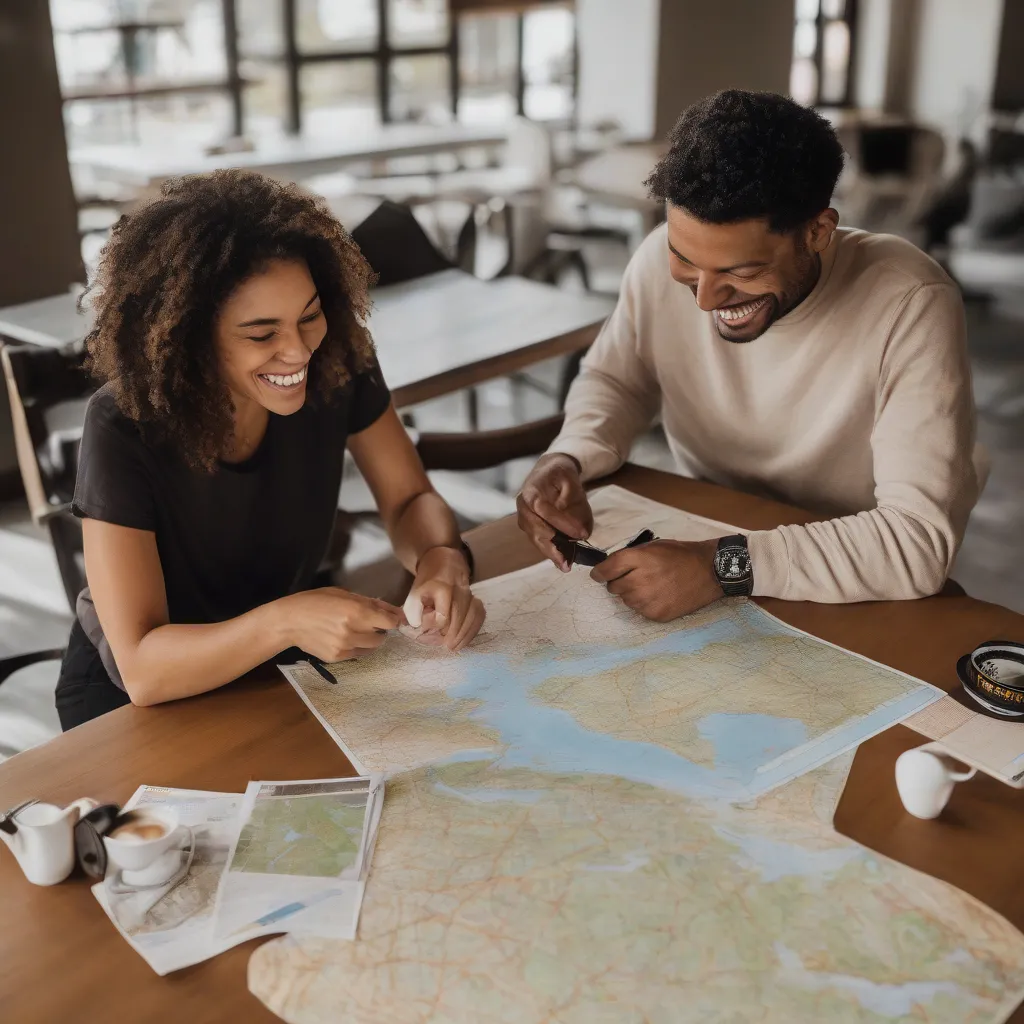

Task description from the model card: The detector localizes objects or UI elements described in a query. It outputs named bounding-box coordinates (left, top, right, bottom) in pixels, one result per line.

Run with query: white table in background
left=70, top=123, right=510, bottom=192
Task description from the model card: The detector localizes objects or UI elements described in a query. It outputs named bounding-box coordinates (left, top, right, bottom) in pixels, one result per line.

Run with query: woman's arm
left=348, top=405, right=484, bottom=649
left=348, top=404, right=463, bottom=572
left=83, top=519, right=400, bottom=706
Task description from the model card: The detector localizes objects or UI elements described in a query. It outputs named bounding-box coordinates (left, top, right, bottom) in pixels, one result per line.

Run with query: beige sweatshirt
left=550, top=225, right=980, bottom=603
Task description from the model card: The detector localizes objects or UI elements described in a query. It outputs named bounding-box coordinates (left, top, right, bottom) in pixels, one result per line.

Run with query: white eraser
left=403, top=592, right=423, bottom=629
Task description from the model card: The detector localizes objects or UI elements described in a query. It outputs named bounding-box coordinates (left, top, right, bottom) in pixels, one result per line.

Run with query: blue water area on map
left=713, top=825, right=865, bottom=882
left=444, top=603, right=937, bottom=801
left=698, top=713, right=808, bottom=782
left=432, top=781, right=545, bottom=805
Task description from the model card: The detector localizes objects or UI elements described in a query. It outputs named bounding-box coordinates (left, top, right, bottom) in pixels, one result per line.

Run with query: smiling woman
left=56, top=170, right=485, bottom=729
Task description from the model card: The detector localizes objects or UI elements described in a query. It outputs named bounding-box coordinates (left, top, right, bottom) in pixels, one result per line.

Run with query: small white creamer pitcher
left=0, top=798, right=97, bottom=885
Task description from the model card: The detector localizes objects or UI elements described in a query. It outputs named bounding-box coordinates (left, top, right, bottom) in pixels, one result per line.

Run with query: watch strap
left=715, top=535, right=753, bottom=597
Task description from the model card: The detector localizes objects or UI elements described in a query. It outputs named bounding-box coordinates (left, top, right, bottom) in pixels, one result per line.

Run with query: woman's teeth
left=260, top=366, right=307, bottom=388
left=717, top=297, right=767, bottom=322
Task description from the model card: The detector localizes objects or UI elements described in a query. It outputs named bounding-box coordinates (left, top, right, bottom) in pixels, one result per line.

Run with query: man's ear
left=806, top=208, right=839, bottom=254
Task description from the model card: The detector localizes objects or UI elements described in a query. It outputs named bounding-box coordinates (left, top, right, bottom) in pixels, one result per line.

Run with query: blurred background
left=0, top=0, right=1021, bottom=756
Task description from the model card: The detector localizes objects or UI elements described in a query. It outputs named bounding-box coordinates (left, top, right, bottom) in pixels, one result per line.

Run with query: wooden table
left=2, top=465, right=1023, bottom=1023
left=69, top=123, right=508, bottom=192
left=0, top=271, right=613, bottom=409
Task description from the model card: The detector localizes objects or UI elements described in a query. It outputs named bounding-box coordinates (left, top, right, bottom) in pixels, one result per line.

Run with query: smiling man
left=517, top=90, right=982, bottom=620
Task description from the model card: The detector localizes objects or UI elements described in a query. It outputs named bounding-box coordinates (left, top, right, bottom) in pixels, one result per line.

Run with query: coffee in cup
left=108, top=818, right=170, bottom=842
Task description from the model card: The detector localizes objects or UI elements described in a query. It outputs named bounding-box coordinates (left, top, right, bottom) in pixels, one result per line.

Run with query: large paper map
left=251, top=487, right=1024, bottom=1022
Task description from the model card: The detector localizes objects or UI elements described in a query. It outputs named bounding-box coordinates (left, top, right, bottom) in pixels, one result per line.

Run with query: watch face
left=715, top=546, right=751, bottom=581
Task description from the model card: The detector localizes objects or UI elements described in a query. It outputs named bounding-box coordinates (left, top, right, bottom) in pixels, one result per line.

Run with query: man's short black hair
left=645, top=90, right=845, bottom=233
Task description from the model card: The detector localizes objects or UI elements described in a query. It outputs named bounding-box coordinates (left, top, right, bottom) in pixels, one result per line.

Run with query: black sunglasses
left=552, top=528, right=656, bottom=568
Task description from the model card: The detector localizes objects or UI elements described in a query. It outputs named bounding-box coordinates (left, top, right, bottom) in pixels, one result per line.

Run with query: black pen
left=305, top=654, right=336, bottom=685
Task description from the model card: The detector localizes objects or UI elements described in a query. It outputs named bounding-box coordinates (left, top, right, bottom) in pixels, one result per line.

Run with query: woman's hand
left=405, top=546, right=485, bottom=652
left=278, top=587, right=404, bottom=663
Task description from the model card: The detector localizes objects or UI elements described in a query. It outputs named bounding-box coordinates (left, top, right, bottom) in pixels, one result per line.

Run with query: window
left=54, top=0, right=580, bottom=144
left=388, top=0, right=449, bottom=49
left=51, top=0, right=237, bottom=148
left=297, top=0, right=379, bottom=54
left=790, top=0, right=856, bottom=108
left=390, top=54, right=451, bottom=123
left=457, top=12, right=519, bottom=125
left=455, top=3, right=575, bottom=127
left=300, top=61, right=378, bottom=136
left=522, top=6, right=575, bottom=123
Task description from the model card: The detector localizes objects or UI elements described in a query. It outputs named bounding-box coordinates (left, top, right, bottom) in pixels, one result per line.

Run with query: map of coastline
left=249, top=487, right=1024, bottom=1023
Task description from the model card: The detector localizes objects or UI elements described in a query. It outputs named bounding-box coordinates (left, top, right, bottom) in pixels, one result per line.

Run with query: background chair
left=834, top=122, right=948, bottom=242
left=325, top=413, right=565, bottom=604
left=0, top=343, right=93, bottom=685
left=348, top=198, right=461, bottom=287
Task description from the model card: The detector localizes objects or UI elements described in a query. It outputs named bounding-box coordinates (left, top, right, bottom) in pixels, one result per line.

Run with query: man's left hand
left=590, top=539, right=723, bottom=622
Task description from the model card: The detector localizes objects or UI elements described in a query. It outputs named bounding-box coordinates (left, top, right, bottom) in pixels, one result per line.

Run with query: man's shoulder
left=622, top=223, right=681, bottom=303
left=836, top=228, right=954, bottom=294
left=630, top=222, right=671, bottom=273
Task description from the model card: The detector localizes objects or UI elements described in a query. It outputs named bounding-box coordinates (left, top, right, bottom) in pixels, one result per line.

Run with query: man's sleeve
left=547, top=255, right=662, bottom=481
left=747, top=282, right=979, bottom=602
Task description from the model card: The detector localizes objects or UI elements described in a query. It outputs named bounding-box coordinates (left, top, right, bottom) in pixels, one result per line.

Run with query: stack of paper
left=91, top=776, right=384, bottom=976
left=213, top=776, right=385, bottom=943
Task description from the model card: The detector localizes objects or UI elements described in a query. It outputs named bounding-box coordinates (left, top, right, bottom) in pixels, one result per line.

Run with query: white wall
left=909, top=0, right=1004, bottom=137
left=575, top=0, right=660, bottom=140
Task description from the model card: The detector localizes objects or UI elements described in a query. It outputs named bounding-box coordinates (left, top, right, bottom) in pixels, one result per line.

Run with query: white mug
left=895, top=742, right=976, bottom=819
left=103, top=807, right=181, bottom=874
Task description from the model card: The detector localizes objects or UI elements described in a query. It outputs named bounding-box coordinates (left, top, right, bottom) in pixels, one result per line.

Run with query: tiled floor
left=1, top=244, right=1021, bottom=761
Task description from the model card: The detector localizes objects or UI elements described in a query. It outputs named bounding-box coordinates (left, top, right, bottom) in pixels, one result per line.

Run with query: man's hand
left=591, top=539, right=723, bottom=621
left=516, top=454, right=595, bottom=572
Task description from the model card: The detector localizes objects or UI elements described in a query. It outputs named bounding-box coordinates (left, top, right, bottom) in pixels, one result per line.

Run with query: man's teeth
left=261, top=366, right=307, bottom=386
left=717, top=298, right=766, bottom=322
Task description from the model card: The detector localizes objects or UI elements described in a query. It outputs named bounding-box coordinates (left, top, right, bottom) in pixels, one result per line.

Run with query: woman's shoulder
left=84, top=382, right=147, bottom=450
left=311, top=361, right=389, bottom=414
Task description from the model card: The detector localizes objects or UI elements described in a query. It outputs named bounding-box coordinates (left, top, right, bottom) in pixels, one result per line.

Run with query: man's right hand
left=516, top=454, right=595, bottom=572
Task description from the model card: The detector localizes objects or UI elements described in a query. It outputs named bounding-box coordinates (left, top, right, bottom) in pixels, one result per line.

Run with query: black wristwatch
left=714, top=535, right=753, bottom=596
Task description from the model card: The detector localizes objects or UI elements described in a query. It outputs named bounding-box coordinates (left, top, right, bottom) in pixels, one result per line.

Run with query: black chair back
left=350, top=200, right=454, bottom=287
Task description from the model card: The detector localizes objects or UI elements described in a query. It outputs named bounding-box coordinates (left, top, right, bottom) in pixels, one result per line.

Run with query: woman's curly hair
left=82, top=168, right=377, bottom=470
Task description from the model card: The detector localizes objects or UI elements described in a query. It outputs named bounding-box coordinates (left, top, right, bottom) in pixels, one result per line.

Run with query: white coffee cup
left=895, top=742, right=976, bottom=819
left=103, top=807, right=180, bottom=872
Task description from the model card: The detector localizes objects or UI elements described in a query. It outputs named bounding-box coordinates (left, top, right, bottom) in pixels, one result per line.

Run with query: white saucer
left=106, top=827, right=195, bottom=894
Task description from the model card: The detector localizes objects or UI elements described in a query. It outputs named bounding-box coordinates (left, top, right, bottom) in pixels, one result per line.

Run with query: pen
left=305, top=654, right=336, bottom=685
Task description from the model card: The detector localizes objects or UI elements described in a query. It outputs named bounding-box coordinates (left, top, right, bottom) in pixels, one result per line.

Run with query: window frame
left=56, top=0, right=580, bottom=138
left=794, top=0, right=858, bottom=109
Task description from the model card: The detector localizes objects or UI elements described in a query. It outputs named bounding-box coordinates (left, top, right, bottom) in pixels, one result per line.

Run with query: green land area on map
left=229, top=795, right=366, bottom=878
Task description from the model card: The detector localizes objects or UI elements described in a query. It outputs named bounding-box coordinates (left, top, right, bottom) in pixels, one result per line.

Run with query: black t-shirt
left=72, top=368, right=390, bottom=686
